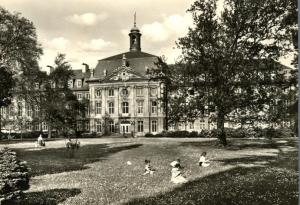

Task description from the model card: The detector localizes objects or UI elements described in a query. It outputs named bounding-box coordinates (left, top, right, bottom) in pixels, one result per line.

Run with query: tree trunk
left=0, top=109, right=2, bottom=139
left=48, top=124, right=52, bottom=138
left=217, top=112, right=227, bottom=146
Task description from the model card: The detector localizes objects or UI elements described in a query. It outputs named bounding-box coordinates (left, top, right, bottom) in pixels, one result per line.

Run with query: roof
left=72, top=69, right=91, bottom=79
left=94, top=51, right=160, bottom=78
left=100, top=51, right=157, bottom=61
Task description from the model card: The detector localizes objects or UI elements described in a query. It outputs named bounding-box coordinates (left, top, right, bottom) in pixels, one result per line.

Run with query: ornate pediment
left=105, top=66, right=144, bottom=81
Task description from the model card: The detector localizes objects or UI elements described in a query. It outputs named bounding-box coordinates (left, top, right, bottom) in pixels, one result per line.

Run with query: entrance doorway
left=120, top=124, right=130, bottom=134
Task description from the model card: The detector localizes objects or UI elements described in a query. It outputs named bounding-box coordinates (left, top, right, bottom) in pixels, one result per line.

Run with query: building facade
left=68, top=21, right=166, bottom=136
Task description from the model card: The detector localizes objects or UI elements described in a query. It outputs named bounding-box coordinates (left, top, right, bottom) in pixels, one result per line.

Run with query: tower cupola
left=129, top=12, right=141, bottom=52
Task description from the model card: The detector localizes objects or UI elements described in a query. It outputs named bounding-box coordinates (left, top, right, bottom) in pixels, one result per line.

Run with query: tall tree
left=0, top=7, right=42, bottom=136
left=177, top=0, right=297, bottom=145
left=38, top=54, right=85, bottom=138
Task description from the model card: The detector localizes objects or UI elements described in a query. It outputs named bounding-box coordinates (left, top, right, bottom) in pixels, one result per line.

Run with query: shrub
left=188, top=131, right=199, bottom=138
left=0, top=148, right=30, bottom=204
left=81, top=132, right=100, bottom=138
left=144, top=133, right=154, bottom=138
left=198, top=130, right=211, bottom=138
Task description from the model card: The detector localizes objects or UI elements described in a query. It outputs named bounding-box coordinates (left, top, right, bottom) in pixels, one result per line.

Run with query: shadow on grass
left=19, top=188, right=81, bottom=205
left=125, top=144, right=298, bottom=205
left=180, top=138, right=298, bottom=151
left=15, top=143, right=142, bottom=176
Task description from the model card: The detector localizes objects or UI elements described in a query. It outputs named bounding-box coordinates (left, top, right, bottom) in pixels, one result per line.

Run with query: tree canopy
left=0, top=7, right=42, bottom=74
left=175, top=0, right=297, bottom=145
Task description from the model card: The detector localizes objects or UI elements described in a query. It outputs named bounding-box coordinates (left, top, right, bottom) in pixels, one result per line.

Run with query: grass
left=1, top=137, right=298, bottom=205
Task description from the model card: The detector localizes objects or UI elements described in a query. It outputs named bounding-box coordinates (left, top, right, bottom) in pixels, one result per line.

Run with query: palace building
left=68, top=19, right=165, bottom=136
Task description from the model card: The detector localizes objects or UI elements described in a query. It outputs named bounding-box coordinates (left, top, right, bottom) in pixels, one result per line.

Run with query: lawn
left=1, top=137, right=298, bottom=205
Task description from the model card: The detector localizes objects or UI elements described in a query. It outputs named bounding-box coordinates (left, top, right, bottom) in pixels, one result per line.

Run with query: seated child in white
left=37, top=134, right=45, bottom=147
left=170, top=160, right=188, bottom=184
left=199, top=152, right=210, bottom=167
left=143, top=159, right=155, bottom=175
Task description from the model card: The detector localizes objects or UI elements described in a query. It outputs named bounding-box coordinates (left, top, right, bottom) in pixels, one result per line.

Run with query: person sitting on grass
left=142, top=159, right=155, bottom=175
left=66, top=138, right=80, bottom=149
left=199, top=152, right=210, bottom=167
left=37, top=134, right=45, bottom=147
left=170, top=162, right=188, bottom=184
left=170, top=159, right=184, bottom=169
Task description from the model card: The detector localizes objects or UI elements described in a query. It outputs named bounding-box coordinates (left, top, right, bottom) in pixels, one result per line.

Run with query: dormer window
left=68, top=80, right=73, bottom=88
left=77, top=80, right=82, bottom=87
left=34, top=83, right=39, bottom=89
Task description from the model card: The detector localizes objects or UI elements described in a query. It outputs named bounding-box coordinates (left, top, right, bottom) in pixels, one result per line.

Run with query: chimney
left=91, top=69, right=94, bottom=78
left=46, top=65, right=54, bottom=75
left=82, top=63, right=89, bottom=73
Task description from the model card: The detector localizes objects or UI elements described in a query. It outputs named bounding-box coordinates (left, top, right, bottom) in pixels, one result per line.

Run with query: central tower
left=129, top=12, right=141, bottom=52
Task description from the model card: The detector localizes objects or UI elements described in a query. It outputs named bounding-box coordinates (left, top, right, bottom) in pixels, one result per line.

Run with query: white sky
left=0, top=0, right=294, bottom=71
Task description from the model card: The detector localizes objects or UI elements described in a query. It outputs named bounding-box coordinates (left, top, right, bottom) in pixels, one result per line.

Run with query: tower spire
left=134, top=12, right=136, bottom=27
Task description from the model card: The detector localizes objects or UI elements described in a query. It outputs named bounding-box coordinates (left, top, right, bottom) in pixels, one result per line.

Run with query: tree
left=36, top=54, right=85, bottom=138
left=0, top=7, right=42, bottom=74
left=177, top=0, right=297, bottom=145
left=0, top=7, right=42, bottom=137
left=0, top=67, right=14, bottom=137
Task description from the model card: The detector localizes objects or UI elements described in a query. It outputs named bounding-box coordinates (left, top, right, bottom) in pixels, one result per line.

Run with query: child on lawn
left=143, top=159, right=155, bottom=175
left=170, top=161, right=188, bottom=184
left=199, top=152, right=210, bottom=167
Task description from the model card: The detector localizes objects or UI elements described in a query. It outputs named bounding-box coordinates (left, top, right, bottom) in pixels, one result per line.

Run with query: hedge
left=0, top=148, right=30, bottom=204
left=144, top=128, right=296, bottom=138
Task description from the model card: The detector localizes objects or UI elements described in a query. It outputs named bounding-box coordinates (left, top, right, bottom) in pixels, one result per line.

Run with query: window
left=151, top=120, right=157, bottom=132
left=108, top=102, right=114, bottom=114
left=95, top=89, right=102, bottom=97
left=122, top=102, right=129, bottom=113
left=77, top=93, right=82, bottom=100
left=34, top=123, right=40, bottom=131
left=136, top=87, right=143, bottom=96
left=33, top=106, right=39, bottom=118
left=85, top=104, right=90, bottom=116
left=96, top=101, right=102, bottom=114
left=96, top=121, right=102, bottom=132
left=189, top=122, right=194, bottom=129
left=108, top=89, right=114, bottom=97
left=85, top=121, right=90, bottom=131
left=109, top=121, right=115, bottom=133
left=200, top=119, right=206, bottom=129
left=0, top=107, right=5, bottom=116
left=137, top=101, right=143, bottom=114
left=18, top=103, right=22, bottom=117
left=26, top=122, right=32, bottom=130
left=26, top=105, right=32, bottom=117
left=150, top=88, right=157, bottom=96
left=35, top=83, right=39, bottom=89
left=77, top=80, right=82, bottom=87
left=137, top=121, right=143, bottom=132
left=42, top=122, right=48, bottom=131
left=85, top=93, right=90, bottom=99
left=77, top=122, right=82, bottom=131
left=151, top=101, right=157, bottom=114
left=68, top=80, right=73, bottom=88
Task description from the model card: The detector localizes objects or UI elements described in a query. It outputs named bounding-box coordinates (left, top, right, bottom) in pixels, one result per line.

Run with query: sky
left=0, top=0, right=294, bottom=71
